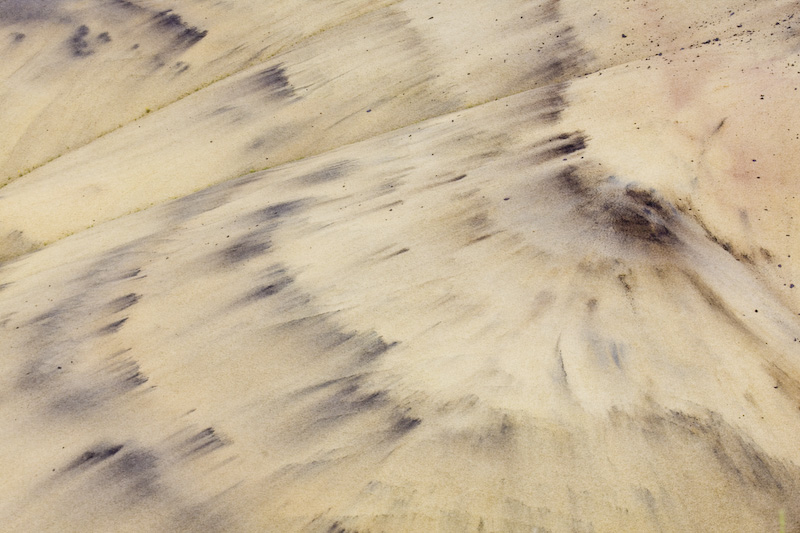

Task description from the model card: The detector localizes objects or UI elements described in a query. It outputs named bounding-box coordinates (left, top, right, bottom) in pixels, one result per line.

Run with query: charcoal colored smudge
left=606, top=201, right=676, bottom=244
left=325, top=521, right=366, bottom=533
left=250, top=64, right=295, bottom=98
left=468, top=234, right=493, bottom=244
left=623, top=187, right=672, bottom=219
left=120, top=268, right=142, bottom=279
left=110, top=0, right=144, bottom=11
left=358, top=335, right=398, bottom=362
left=69, top=25, right=93, bottom=57
left=66, top=444, right=124, bottom=470
left=297, top=162, right=352, bottom=185
left=154, top=10, right=185, bottom=28
left=168, top=181, right=231, bottom=222
left=251, top=200, right=303, bottom=222
left=552, top=165, right=587, bottom=196
left=108, top=293, right=140, bottom=313
left=153, top=9, right=207, bottom=46
left=467, top=212, right=490, bottom=230
left=554, top=167, right=681, bottom=249
left=186, top=427, right=226, bottom=455
left=106, top=449, right=160, bottom=498
left=98, top=317, right=128, bottom=335
left=536, top=84, right=569, bottom=122
left=296, top=376, right=351, bottom=396
left=610, top=343, right=622, bottom=368
left=246, top=276, right=293, bottom=301
left=308, top=378, right=390, bottom=431
left=220, top=234, right=271, bottom=264
left=109, top=357, right=148, bottom=387
left=552, top=134, right=587, bottom=156
left=390, top=414, right=422, bottom=436
left=617, top=274, right=632, bottom=293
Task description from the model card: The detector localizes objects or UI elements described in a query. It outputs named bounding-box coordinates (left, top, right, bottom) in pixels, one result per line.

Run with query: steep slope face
left=0, top=0, right=596, bottom=259
left=0, top=0, right=396, bottom=182
left=1, top=0, right=800, bottom=532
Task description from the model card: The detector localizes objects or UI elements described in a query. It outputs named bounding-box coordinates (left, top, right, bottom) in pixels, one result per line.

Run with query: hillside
left=1, top=1, right=800, bottom=531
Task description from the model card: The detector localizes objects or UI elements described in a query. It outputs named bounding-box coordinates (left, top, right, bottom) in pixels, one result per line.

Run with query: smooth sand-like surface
left=1, top=1, right=800, bottom=531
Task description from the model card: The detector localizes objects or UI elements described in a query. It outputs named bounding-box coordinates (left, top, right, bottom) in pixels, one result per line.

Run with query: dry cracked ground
left=1, top=0, right=800, bottom=531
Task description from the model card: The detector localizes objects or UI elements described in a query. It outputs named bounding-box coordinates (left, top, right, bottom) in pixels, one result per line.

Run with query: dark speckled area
left=2, top=0, right=800, bottom=532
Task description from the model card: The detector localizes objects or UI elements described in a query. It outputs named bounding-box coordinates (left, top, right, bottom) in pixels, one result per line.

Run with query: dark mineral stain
left=153, top=9, right=207, bottom=46
left=540, top=58, right=570, bottom=82
left=605, top=195, right=676, bottom=245
left=69, top=25, right=93, bottom=57
left=553, top=135, right=587, bottom=156
left=96, top=31, right=111, bottom=43
left=390, top=414, right=422, bottom=436
left=251, top=200, right=303, bottom=222
left=552, top=165, right=587, bottom=196
left=296, top=161, right=352, bottom=185
left=168, top=182, right=231, bottom=222
left=610, top=343, right=622, bottom=368
left=624, top=187, right=671, bottom=219
left=388, top=247, right=410, bottom=257
left=66, top=444, right=124, bottom=470
left=358, top=334, right=398, bottom=362
left=327, top=522, right=363, bottom=533
left=466, top=212, right=490, bottom=230
left=537, top=87, right=568, bottom=123
left=155, top=9, right=184, bottom=28
left=327, top=522, right=347, bottom=533
left=250, top=64, right=295, bottom=98
left=108, top=293, right=140, bottom=313
left=120, top=268, right=142, bottom=279
left=296, top=376, right=351, bottom=396
left=312, top=377, right=389, bottom=425
left=246, top=276, right=293, bottom=300
left=109, top=357, right=148, bottom=387
left=449, top=174, right=467, bottom=182
left=531, top=132, right=588, bottom=163
left=106, top=449, right=160, bottom=498
left=220, top=234, right=271, bottom=264
left=110, top=0, right=144, bottom=11
left=186, top=427, right=227, bottom=455
left=11, top=32, right=25, bottom=42
left=98, top=317, right=128, bottom=335
left=550, top=167, right=681, bottom=250
left=555, top=349, right=569, bottom=389
left=468, top=234, right=493, bottom=245
left=326, top=522, right=367, bottom=533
